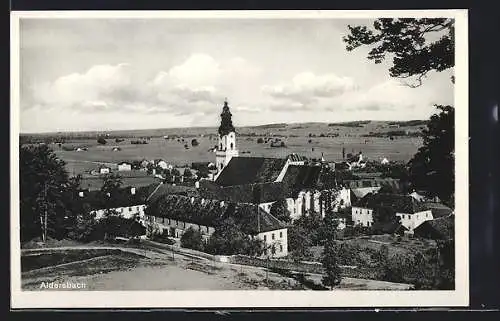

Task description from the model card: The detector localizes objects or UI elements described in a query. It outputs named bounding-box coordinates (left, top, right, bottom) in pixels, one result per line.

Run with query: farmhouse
left=98, top=166, right=111, bottom=174
left=413, top=215, right=454, bottom=240
left=352, top=193, right=433, bottom=231
left=78, top=186, right=151, bottom=221
left=118, top=162, right=132, bottom=171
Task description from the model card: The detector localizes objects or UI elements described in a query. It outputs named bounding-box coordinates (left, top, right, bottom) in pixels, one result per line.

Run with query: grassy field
left=28, top=121, right=424, bottom=175
left=309, top=234, right=437, bottom=262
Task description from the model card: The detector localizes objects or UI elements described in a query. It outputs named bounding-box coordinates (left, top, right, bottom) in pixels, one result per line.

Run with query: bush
left=191, top=139, right=199, bottom=147
left=180, top=227, right=205, bottom=251
left=97, top=137, right=107, bottom=145
left=256, top=138, right=264, bottom=144
left=152, top=233, right=176, bottom=245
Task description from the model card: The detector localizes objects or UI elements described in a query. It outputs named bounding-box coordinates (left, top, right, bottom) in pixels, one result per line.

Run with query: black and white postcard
left=10, top=10, right=469, bottom=308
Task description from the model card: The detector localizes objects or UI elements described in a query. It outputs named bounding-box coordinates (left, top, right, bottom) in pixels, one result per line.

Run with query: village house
left=413, top=215, right=454, bottom=240
left=78, top=186, right=150, bottom=221
left=156, top=160, right=172, bottom=170
left=117, top=162, right=132, bottom=171
left=352, top=193, right=434, bottom=232
left=98, top=166, right=111, bottom=175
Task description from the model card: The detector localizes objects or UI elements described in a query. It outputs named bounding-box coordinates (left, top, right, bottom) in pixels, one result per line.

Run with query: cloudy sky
left=19, top=18, right=454, bottom=133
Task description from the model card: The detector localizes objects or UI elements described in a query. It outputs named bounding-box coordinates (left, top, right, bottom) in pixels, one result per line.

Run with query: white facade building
left=351, top=206, right=374, bottom=227
left=396, top=210, right=433, bottom=231
left=118, top=162, right=132, bottom=171
left=92, top=204, right=147, bottom=220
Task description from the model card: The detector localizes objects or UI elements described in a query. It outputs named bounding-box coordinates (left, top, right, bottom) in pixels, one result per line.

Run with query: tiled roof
left=230, top=203, right=287, bottom=234
left=79, top=185, right=151, bottom=210
left=414, top=215, right=454, bottom=240
left=287, top=153, right=308, bottom=162
left=421, top=202, right=453, bottom=218
left=145, top=183, right=199, bottom=204
left=215, top=157, right=287, bottom=187
left=354, top=193, right=428, bottom=214
left=147, top=194, right=286, bottom=233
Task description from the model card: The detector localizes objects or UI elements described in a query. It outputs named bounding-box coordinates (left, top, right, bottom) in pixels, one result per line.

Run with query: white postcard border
left=10, top=9, right=469, bottom=309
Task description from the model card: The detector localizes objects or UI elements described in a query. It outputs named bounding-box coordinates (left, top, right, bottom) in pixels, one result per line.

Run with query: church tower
left=215, top=98, right=239, bottom=177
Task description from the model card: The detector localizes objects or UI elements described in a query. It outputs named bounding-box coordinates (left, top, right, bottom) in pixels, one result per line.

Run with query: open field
left=23, top=121, right=424, bottom=175
left=21, top=243, right=413, bottom=291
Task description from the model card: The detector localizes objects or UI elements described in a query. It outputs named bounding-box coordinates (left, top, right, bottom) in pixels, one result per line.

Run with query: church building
left=214, top=99, right=239, bottom=180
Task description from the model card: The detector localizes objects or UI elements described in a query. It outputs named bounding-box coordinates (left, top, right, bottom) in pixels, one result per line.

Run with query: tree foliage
left=100, top=173, right=123, bottom=208
left=321, top=240, right=342, bottom=289
left=287, top=225, right=313, bottom=261
left=343, top=18, right=454, bottom=87
left=180, top=227, right=205, bottom=251
left=205, top=217, right=264, bottom=256
left=20, top=144, right=79, bottom=242
left=269, top=199, right=291, bottom=223
left=97, top=136, right=107, bottom=145
left=408, top=105, right=455, bottom=205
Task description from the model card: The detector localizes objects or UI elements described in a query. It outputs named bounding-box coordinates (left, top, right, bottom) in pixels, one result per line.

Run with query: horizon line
left=19, top=119, right=428, bottom=135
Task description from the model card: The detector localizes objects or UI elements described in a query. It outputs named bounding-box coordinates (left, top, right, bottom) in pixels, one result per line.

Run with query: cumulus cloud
left=340, top=80, right=418, bottom=112
left=262, top=71, right=357, bottom=105
left=29, top=53, right=263, bottom=120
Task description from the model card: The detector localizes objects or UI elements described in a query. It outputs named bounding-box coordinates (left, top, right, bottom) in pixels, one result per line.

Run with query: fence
left=229, top=255, right=325, bottom=275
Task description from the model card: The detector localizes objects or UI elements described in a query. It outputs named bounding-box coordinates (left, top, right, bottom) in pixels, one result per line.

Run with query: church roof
left=215, top=157, right=288, bottom=187
left=281, top=165, right=322, bottom=196
left=199, top=180, right=288, bottom=204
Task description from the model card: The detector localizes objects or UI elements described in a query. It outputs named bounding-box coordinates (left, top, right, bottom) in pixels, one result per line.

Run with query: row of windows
left=353, top=208, right=372, bottom=215
left=399, top=213, right=431, bottom=220
left=114, top=206, right=144, bottom=213
left=149, top=216, right=211, bottom=233
left=356, top=220, right=372, bottom=227
left=263, top=231, right=284, bottom=242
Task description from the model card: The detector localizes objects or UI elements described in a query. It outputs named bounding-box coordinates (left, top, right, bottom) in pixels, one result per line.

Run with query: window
left=272, top=233, right=275, bottom=240
left=280, top=232, right=283, bottom=238
left=129, top=207, right=132, bottom=211
left=220, top=143, right=222, bottom=149
left=264, top=235, right=267, bottom=241
left=280, top=245, right=283, bottom=252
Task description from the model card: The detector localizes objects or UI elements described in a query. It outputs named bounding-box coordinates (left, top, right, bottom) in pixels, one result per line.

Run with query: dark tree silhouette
left=180, top=227, right=205, bottom=251
left=322, top=240, right=342, bottom=289
left=100, top=173, right=123, bottom=208
left=343, top=18, right=454, bottom=87
left=270, top=199, right=291, bottom=223
left=20, top=144, right=77, bottom=242
left=97, top=136, right=107, bottom=145
left=408, top=105, right=454, bottom=205
left=343, top=18, right=455, bottom=206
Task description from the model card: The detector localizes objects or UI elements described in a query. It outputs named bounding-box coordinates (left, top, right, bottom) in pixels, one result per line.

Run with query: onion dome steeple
left=218, top=98, right=235, bottom=137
